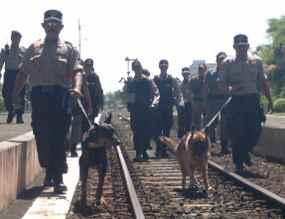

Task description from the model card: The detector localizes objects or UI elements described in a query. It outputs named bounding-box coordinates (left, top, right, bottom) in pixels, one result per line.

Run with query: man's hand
left=69, top=87, right=82, bottom=97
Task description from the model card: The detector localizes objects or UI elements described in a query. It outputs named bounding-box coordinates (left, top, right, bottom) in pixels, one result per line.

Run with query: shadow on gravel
left=17, top=186, right=43, bottom=200
left=72, top=200, right=109, bottom=217
left=239, top=170, right=266, bottom=179
left=174, top=187, right=209, bottom=199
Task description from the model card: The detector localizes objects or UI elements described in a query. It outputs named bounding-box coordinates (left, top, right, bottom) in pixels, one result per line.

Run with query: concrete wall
left=255, top=126, right=285, bottom=163
left=0, top=131, right=42, bottom=210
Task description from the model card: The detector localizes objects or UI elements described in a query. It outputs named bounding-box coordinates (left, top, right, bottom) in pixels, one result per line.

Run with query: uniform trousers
left=156, top=104, right=173, bottom=155
left=177, top=102, right=192, bottom=138
left=206, top=96, right=228, bottom=144
left=228, top=94, right=262, bottom=167
left=130, top=106, right=151, bottom=158
left=192, top=100, right=206, bottom=130
left=31, top=86, right=71, bottom=182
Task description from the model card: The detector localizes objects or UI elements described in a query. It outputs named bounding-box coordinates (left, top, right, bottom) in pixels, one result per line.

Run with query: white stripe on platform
left=21, top=153, right=80, bottom=219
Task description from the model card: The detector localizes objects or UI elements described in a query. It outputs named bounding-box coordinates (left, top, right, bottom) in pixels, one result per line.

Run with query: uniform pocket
left=56, top=57, right=68, bottom=74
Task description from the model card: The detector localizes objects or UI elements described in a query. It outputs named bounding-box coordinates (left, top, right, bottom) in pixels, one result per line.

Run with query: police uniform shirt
left=155, top=74, right=181, bottom=104
left=190, top=75, right=207, bottom=101
left=180, top=79, right=192, bottom=103
left=222, top=56, right=265, bottom=95
left=205, top=69, right=227, bottom=97
left=20, top=39, right=82, bottom=88
left=0, top=46, right=26, bottom=71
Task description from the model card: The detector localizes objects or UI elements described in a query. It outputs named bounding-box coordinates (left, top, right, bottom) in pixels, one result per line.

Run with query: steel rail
left=103, top=113, right=144, bottom=219
left=118, top=113, right=285, bottom=211
left=115, top=144, right=145, bottom=219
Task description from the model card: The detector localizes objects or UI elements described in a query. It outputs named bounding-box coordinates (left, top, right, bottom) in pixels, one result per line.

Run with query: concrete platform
left=0, top=131, right=42, bottom=210
left=0, top=113, right=32, bottom=142
left=255, top=115, right=285, bottom=162
left=21, top=153, right=80, bottom=219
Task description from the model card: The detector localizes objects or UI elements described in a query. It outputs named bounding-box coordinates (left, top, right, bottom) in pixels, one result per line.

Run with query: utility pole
left=78, top=18, right=82, bottom=55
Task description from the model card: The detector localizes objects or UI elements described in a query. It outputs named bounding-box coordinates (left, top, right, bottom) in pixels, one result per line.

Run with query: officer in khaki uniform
left=205, top=52, right=230, bottom=154
left=178, top=67, right=192, bottom=138
left=221, top=34, right=273, bottom=173
left=0, top=31, right=26, bottom=123
left=12, top=10, right=83, bottom=193
left=190, top=64, right=207, bottom=130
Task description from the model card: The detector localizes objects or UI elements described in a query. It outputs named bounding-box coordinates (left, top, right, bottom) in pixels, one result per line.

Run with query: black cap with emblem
left=233, top=34, right=249, bottom=46
left=84, top=58, right=94, bottom=66
left=44, top=9, right=63, bottom=23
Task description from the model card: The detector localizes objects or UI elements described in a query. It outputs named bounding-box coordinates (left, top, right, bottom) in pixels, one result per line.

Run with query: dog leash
left=76, top=98, right=94, bottom=129
left=202, top=96, right=232, bottom=132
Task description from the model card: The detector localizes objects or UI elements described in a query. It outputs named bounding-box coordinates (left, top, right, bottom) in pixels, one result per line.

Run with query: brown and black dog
left=159, top=130, right=212, bottom=192
left=79, top=113, right=120, bottom=209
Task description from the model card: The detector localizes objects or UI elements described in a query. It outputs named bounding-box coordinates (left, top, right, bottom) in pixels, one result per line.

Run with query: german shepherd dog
left=79, top=113, right=120, bottom=209
left=159, top=129, right=212, bottom=193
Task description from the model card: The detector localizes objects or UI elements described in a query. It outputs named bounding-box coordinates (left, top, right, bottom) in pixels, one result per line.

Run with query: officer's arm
left=0, top=48, right=6, bottom=75
left=96, top=74, right=104, bottom=109
left=70, top=48, right=83, bottom=96
left=150, top=80, right=160, bottom=105
left=12, top=45, right=33, bottom=101
left=173, top=78, right=182, bottom=105
left=259, top=62, right=273, bottom=111
left=219, top=60, right=232, bottom=94
left=82, top=74, right=93, bottom=115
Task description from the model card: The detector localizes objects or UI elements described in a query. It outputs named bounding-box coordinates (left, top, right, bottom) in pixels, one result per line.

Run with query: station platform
left=0, top=113, right=32, bottom=142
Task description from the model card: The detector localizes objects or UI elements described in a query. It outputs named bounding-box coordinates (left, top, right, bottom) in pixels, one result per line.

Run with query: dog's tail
left=159, top=136, right=179, bottom=152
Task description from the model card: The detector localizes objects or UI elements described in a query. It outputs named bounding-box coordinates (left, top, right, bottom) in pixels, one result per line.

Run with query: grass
left=272, top=112, right=285, bottom=116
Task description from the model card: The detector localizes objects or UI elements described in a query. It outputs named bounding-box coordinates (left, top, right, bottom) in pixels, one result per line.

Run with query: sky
left=0, top=0, right=285, bottom=92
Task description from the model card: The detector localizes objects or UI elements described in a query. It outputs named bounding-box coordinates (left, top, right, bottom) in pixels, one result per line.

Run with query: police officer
left=0, top=31, right=26, bottom=123
left=205, top=52, right=230, bottom=154
left=222, top=34, right=273, bottom=173
left=153, top=59, right=181, bottom=158
left=190, top=63, right=207, bottom=130
left=12, top=9, right=83, bottom=193
left=178, top=67, right=192, bottom=138
left=128, top=60, right=157, bottom=161
left=84, top=58, right=104, bottom=122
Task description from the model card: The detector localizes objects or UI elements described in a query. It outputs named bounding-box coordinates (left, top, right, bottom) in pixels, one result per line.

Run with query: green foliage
left=257, top=16, right=285, bottom=97
left=273, top=98, right=285, bottom=112
left=104, top=90, right=125, bottom=106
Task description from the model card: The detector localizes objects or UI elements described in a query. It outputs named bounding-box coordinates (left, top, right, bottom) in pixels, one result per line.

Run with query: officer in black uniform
left=84, top=58, right=104, bottom=122
left=153, top=59, right=180, bottom=158
left=128, top=60, right=157, bottom=161
left=222, top=34, right=273, bottom=173
left=12, top=9, right=83, bottom=193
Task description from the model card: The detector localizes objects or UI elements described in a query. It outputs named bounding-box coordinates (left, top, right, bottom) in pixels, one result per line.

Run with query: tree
left=257, top=16, right=285, bottom=97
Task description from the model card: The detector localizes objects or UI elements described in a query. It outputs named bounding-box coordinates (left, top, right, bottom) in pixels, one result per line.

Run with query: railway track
left=115, top=112, right=285, bottom=218
left=67, top=114, right=150, bottom=219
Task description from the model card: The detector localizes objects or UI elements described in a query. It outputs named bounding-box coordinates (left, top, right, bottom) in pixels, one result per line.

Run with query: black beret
left=159, top=59, right=169, bottom=65
left=44, top=9, right=63, bottom=23
left=11, top=30, right=22, bottom=38
left=234, top=34, right=249, bottom=46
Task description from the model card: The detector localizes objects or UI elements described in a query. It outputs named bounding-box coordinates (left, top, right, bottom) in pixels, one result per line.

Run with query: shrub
left=273, top=98, right=285, bottom=112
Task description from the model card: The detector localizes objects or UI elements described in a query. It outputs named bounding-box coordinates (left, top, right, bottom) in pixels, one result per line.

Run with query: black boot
left=16, top=113, right=24, bottom=124
left=54, top=174, right=67, bottom=193
left=6, top=112, right=15, bottom=124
